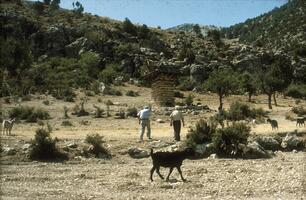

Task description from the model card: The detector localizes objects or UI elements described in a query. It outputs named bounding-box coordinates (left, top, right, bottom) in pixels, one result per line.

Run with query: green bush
left=42, top=100, right=50, bottom=105
left=212, top=122, right=250, bottom=156
left=186, top=119, right=217, bottom=148
left=51, top=87, right=76, bottom=102
left=292, top=106, right=306, bottom=116
left=126, top=90, right=139, bottom=97
left=85, top=133, right=110, bottom=158
left=29, top=128, right=67, bottom=160
left=174, top=91, right=184, bottom=98
left=99, top=65, right=118, bottom=84
left=227, top=102, right=267, bottom=121
left=285, top=84, right=306, bottom=99
left=61, top=120, right=73, bottom=126
left=185, top=94, right=194, bottom=106
left=9, top=106, right=50, bottom=123
left=126, top=107, right=138, bottom=118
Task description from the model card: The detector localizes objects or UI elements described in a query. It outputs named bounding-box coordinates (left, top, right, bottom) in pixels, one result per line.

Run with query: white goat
left=2, top=118, right=16, bottom=135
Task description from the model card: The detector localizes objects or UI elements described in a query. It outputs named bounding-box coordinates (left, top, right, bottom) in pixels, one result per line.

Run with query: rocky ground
left=1, top=86, right=306, bottom=199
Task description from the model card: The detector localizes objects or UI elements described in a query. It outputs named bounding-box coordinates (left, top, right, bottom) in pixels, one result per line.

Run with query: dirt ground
left=1, top=85, right=306, bottom=199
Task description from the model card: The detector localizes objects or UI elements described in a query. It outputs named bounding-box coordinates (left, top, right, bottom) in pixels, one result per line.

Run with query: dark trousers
left=173, top=120, right=181, bottom=141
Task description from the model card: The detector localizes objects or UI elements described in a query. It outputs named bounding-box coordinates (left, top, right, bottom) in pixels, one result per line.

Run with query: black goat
left=267, top=118, right=278, bottom=130
left=150, top=148, right=194, bottom=182
left=296, top=117, right=305, bottom=127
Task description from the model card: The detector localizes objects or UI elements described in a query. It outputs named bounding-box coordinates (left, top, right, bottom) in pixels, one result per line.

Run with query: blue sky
left=60, top=0, right=288, bottom=28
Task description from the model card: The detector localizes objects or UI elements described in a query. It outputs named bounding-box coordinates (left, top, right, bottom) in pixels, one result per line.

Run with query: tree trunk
left=248, top=92, right=252, bottom=102
left=273, top=93, right=278, bottom=106
left=268, top=93, right=272, bottom=109
left=218, top=95, right=223, bottom=112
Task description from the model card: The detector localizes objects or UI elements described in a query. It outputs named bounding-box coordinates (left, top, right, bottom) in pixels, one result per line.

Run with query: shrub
left=227, top=102, right=267, bottom=121
left=122, top=17, right=137, bottom=35
left=285, top=84, right=306, bottom=99
left=4, top=97, right=10, bottom=104
left=292, top=106, right=306, bottom=116
left=93, top=105, right=104, bottom=118
left=115, top=110, right=126, bottom=119
left=42, top=100, right=50, bottom=105
left=186, top=119, right=217, bottom=148
left=126, top=90, right=139, bottom=97
left=174, top=91, right=184, bottom=98
left=51, top=88, right=76, bottom=102
left=185, top=94, right=194, bottom=106
left=9, top=106, right=50, bottom=123
left=212, top=122, right=250, bottom=157
left=32, top=1, right=45, bottom=15
left=209, top=109, right=227, bottom=128
left=126, top=107, right=138, bottom=118
left=61, top=120, right=73, bottom=126
left=99, top=65, right=118, bottom=84
left=85, top=133, right=110, bottom=158
left=102, top=86, right=122, bottom=96
left=29, top=128, right=67, bottom=160
left=63, top=106, right=69, bottom=118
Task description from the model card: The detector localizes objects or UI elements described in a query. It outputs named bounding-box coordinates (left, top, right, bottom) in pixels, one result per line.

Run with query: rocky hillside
left=167, top=23, right=220, bottom=37
left=221, top=0, right=306, bottom=57
left=0, top=0, right=305, bottom=99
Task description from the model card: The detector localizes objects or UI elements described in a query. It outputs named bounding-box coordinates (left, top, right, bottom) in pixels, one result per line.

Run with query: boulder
left=67, top=142, right=78, bottom=149
left=65, top=37, right=93, bottom=57
left=190, top=64, right=209, bottom=84
left=2, top=147, right=17, bottom=156
left=195, top=143, right=216, bottom=157
left=240, top=142, right=271, bottom=159
left=128, top=147, right=150, bottom=159
left=281, top=132, right=304, bottom=150
left=156, top=119, right=165, bottom=123
left=255, top=136, right=281, bottom=151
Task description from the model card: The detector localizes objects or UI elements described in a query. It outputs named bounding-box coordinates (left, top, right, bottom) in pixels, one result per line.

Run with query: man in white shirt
left=170, top=106, right=185, bottom=141
left=137, top=106, right=152, bottom=141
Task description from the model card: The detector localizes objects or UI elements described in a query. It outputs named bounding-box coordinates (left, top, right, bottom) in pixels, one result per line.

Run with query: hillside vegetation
left=221, top=0, right=306, bottom=57
left=1, top=0, right=306, bottom=107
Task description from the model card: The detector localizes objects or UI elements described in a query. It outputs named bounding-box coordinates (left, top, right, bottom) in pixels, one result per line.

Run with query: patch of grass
left=42, top=100, right=50, bottom=105
left=9, top=106, right=50, bottom=123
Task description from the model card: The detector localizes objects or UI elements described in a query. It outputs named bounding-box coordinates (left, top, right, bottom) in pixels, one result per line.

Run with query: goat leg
left=166, top=167, right=174, bottom=181
left=177, top=166, right=186, bottom=182
left=156, top=166, right=164, bottom=180
left=150, top=166, right=156, bottom=181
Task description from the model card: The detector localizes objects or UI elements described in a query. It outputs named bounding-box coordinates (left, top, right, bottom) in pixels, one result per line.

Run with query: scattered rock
left=127, top=147, right=150, bottom=159
left=22, top=143, right=32, bottom=151
left=3, top=147, right=17, bottom=156
left=255, top=136, right=281, bottom=151
left=281, top=132, right=304, bottom=150
left=240, top=142, right=271, bottom=159
left=67, top=142, right=78, bottom=149
left=195, top=143, right=216, bottom=157
left=156, top=119, right=165, bottom=123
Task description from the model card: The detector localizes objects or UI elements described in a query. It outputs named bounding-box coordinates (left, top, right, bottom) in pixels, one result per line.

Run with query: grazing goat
left=267, top=118, right=278, bottom=130
left=296, top=117, right=305, bottom=127
left=150, top=148, right=194, bottom=182
left=2, top=118, right=16, bottom=135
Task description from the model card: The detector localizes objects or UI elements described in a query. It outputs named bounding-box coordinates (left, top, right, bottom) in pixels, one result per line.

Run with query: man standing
left=137, top=106, right=152, bottom=141
left=170, top=106, right=185, bottom=141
